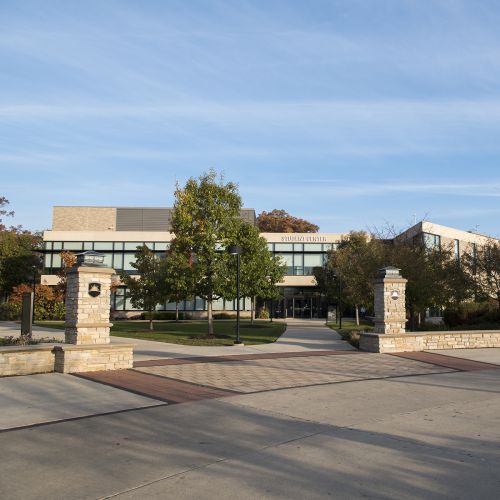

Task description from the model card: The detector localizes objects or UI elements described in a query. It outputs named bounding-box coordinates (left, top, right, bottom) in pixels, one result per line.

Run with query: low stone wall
left=54, top=344, right=134, bottom=373
left=0, top=345, right=57, bottom=376
left=360, top=330, right=500, bottom=353
left=0, top=343, right=134, bottom=376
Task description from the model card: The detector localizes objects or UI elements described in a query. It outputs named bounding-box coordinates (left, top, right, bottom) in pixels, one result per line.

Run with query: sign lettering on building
left=280, top=235, right=327, bottom=242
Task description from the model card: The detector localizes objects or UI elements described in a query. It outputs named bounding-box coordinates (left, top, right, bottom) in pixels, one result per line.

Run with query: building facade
left=41, top=207, right=498, bottom=320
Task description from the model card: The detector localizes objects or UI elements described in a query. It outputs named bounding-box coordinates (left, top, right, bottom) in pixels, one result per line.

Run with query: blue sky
left=1, top=0, right=500, bottom=236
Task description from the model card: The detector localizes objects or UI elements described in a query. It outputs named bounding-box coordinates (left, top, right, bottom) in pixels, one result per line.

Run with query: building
left=41, top=207, right=498, bottom=320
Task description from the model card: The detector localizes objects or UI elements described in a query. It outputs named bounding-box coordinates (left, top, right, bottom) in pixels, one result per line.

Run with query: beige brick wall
left=360, top=330, right=500, bottom=353
left=54, top=345, right=133, bottom=373
left=0, top=346, right=55, bottom=376
left=373, top=277, right=407, bottom=334
left=53, top=207, right=116, bottom=231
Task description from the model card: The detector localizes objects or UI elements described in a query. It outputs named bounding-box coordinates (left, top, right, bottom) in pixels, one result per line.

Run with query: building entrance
left=270, top=288, right=327, bottom=319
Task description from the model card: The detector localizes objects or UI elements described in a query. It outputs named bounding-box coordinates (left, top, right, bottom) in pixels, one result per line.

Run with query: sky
left=1, top=0, right=500, bottom=237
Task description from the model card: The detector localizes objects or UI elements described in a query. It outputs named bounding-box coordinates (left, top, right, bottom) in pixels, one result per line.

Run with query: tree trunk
left=207, top=300, right=214, bottom=337
left=497, top=291, right=500, bottom=310
left=175, top=301, right=179, bottom=322
left=355, top=305, right=360, bottom=326
left=149, top=307, right=154, bottom=331
left=251, top=296, right=255, bottom=325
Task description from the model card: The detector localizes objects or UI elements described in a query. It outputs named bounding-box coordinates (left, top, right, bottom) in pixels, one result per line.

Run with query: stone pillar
left=373, top=266, right=407, bottom=334
left=65, top=262, right=114, bottom=345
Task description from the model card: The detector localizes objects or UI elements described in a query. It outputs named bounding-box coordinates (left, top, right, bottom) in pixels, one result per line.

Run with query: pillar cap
left=377, top=266, right=402, bottom=279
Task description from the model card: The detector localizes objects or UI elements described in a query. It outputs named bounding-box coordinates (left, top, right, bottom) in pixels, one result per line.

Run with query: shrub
left=258, top=307, right=269, bottom=319
left=213, top=312, right=234, bottom=319
left=0, top=302, right=20, bottom=320
left=7, top=284, right=66, bottom=321
left=142, top=311, right=185, bottom=320
left=444, top=302, right=500, bottom=327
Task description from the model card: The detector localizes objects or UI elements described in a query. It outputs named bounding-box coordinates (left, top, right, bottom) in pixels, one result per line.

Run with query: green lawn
left=35, top=320, right=286, bottom=346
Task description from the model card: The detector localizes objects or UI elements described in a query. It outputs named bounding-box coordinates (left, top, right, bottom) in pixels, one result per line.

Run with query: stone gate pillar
left=65, top=251, right=114, bottom=344
left=373, top=266, right=407, bottom=334
left=54, top=251, right=133, bottom=373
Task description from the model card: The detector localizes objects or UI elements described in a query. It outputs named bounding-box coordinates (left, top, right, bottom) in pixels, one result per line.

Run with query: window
left=274, top=243, right=293, bottom=252
left=293, top=254, right=304, bottom=275
left=304, top=254, right=323, bottom=275
left=83, top=242, right=93, bottom=250
left=124, top=242, right=142, bottom=251
left=267, top=243, right=274, bottom=251
left=304, top=244, right=323, bottom=252
left=94, top=242, right=113, bottom=251
left=44, top=241, right=53, bottom=250
left=52, top=254, right=62, bottom=268
left=124, top=255, right=137, bottom=271
left=423, top=233, right=441, bottom=250
left=293, top=243, right=304, bottom=252
left=113, top=253, right=124, bottom=270
left=155, top=242, right=169, bottom=251
left=277, top=253, right=293, bottom=275
left=44, top=254, right=52, bottom=268
left=454, top=239, right=460, bottom=261
left=53, top=242, right=62, bottom=250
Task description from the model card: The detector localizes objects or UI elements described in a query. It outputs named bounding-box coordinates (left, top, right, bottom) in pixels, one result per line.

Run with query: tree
left=462, top=239, right=500, bottom=309
left=0, top=197, right=15, bottom=231
left=119, top=245, right=169, bottom=330
left=9, top=283, right=65, bottom=320
left=165, top=242, right=196, bottom=322
left=171, top=170, right=241, bottom=336
left=256, top=209, right=319, bottom=233
left=324, top=232, right=384, bottom=325
left=231, top=222, right=287, bottom=324
left=0, top=197, right=43, bottom=300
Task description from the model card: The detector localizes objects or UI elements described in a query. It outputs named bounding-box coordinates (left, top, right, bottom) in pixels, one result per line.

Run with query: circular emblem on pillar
left=391, top=290, right=400, bottom=300
left=88, top=282, right=101, bottom=297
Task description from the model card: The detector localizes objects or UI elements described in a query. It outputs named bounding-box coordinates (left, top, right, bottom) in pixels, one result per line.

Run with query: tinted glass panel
left=274, top=243, right=293, bottom=251
left=304, top=244, right=323, bottom=251
left=94, top=242, right=113, bottom=251
left=124, top=242, right=142, bottom=251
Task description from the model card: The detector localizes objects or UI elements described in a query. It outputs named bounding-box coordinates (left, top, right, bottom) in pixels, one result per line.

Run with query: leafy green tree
left=462, top=238, right=500, bottom=309
left=257, top=209, right=319, bottom=233
left=324, top=232, right=384, bottom=325
left=165, top=243, right=196, bottom=322
left=171, top=170, right=241, bottom=336
left=230, top=222, right=287, bottom=323
left=119, top=245, right=169, bottom=331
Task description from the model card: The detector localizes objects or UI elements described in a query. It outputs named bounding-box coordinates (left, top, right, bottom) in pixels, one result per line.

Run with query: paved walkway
left=0, top=319, right=354, bottom=361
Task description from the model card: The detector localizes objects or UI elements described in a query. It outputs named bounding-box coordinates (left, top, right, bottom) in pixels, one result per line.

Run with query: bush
left=142, top=311, right=185, bottom=320
left=257, top=307, right=269, bottom=319
left=213, top=312, right=234, bottom=319
left=0, top=302, right=20, bottom=320
left=444, top=302, right=500, bottom=328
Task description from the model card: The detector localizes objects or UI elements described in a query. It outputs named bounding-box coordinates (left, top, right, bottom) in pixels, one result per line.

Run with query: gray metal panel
left=142, top=208, right=172, bottom=231
left=116, top=208, right=143, bottom=231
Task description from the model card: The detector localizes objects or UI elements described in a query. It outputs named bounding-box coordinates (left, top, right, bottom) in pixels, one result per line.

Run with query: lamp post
left=228, top=245, right=243, bottom=344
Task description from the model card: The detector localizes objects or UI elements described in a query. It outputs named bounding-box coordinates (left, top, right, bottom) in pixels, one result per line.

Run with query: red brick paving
left=74, top=369, right=241, bottom=404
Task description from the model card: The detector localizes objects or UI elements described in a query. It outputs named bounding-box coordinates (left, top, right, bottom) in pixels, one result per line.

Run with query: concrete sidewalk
left=0, top=320, right=354, bottom=361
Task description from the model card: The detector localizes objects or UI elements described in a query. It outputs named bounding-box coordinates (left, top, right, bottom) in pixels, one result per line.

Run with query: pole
left=235, top=253, right=241, bottom=344
left=339, top=276, right=342, bottom=330
left=32, top=266, right=36, bottom=324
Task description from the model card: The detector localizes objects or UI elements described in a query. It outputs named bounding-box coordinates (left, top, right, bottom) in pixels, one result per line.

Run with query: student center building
left=40, top=206, right=495, bottom=320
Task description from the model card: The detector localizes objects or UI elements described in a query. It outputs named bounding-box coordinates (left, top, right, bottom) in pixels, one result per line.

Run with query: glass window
left=144, top=242, right=155, bottom=250
left=114, top=295, right=125, bottom=311
left=114, top=242, right=124, bottom=251
left=293, top=243, right=304, bottom=252
left=115, top=287, right=125, bottom=296
left=64, top=241, right=83, bottom=250
left=195, top=297, right=205, bottom=310
left=44, top=241, right=53, bottom=250
left=304, top=254, right=324, bottom=274
left=125, top=297, right=140, bottom=310
left=423, top=233, right=441, bottom=250
left=304, top=243, right=323, bottom=252
left=165, top=301, right=177, bottom=311
left=184, top=299, right=195, bottom=310
left=94, top=242, right=113, bottom=251
left=124, top=242, right=142, bottom=251
left=276, top=253, right=293, bottom=275
left=83, top=242, right=93, bottom=250
left=52, top=254, right=62, bottom=268
left=274, top=243, right=293, bottom=251
left=224, top=299, right=235, bottom=311
left=113, top=253, right=124, bottom=269
left=294, top=254, right=304, bottom=275
left=155, top=242, right=169, bottom=251
left=53, top=242, right=62, bottom=250
left=212, top=297, right=224, bottom=310
left=267, top=243, right=274, bottom=252
left=324, top=243, right=338, bottom=251
left=44, top=254, right=52, bottom=268
left=101, top=253, right=113, bottom=267
left=124, top=255, right=137, bottom=271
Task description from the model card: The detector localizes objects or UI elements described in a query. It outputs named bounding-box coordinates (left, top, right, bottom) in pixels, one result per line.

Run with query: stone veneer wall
left=0, top=345, right=56, bottom=376
left=65, top=266, right=114, bottom=345
left=360, top=330, right=500, bottom=353
left=0, top=343, right=133, bottom=376
left=373, top=277, right=407, bottom=334
left=53, top=344, right=133, bottom=373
